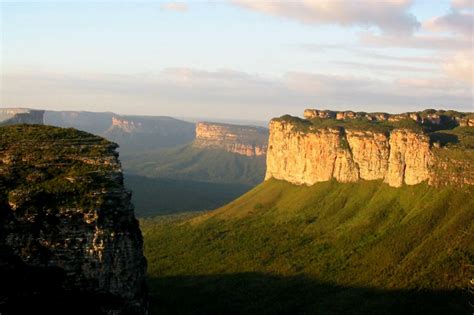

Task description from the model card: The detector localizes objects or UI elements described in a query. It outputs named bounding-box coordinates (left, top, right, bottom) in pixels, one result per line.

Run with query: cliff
left=0, top=125, right=147, bottom=314
left=194, top=122, right=268, bottom=157
left=0, top=108, right=44, bottom=126
left=266, top=110, right=473, bottom=187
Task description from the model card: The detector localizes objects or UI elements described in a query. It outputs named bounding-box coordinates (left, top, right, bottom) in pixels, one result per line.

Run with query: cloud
left=232, top=0, right=420, bottom=34
left=443, top=52, right=474, bottom=84
left=330, top=61, right=437, bottom=73
left=2, top=67, right=471, bottom=119
left=359, top=32, right=472, bottom=50
left=452, top=0, right=474, bottom=10
left=161, top=1, right=188, bottom=12
left=424, top=9, right=473, bottom=37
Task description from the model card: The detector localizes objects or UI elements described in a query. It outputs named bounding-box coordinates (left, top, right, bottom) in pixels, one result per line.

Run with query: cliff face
left=194, top=122, right=268, bottom=157
left=266, top=110, right=473, bottom=188
left=0, top=108, right=44, bottom=126
left=0, top=125, right=147, bottom=314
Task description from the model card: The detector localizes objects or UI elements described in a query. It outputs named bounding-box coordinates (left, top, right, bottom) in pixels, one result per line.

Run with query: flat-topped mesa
left=109, top=115, right=191, bottom=134
left=194, top=122, right=268, bottom=157
left=0, top=125, right=147, bottom=314
left=0, top=108, right=44, bottom=125
left=266, top=109, right=473, bottom=188
left=303, top=108, right=472, bottom=127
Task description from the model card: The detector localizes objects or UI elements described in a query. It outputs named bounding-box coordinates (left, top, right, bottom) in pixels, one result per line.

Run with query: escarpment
left=0, top=108, right=44, bottom=126
left=266, top=109, right=473, bottom=187
left=0, top=125, right=147, bottom=314
left=194, top=122, right=268, bottom=157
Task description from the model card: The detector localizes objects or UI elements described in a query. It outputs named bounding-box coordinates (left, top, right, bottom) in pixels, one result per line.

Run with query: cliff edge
left=266, top=109, right=473, bottom=187
left=0, top=125, right=147, bottom=314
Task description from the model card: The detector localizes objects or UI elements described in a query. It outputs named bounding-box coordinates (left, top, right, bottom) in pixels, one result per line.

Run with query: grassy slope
left=142, top=179, right=474, bottom=314
left=125, top=174, right=252, bottom=217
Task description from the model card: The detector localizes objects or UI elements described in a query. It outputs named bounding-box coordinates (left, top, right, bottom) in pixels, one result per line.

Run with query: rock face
left=0, top=108, right=44, bottom=126
left=0, top=125, right=147, bottom=314
left=266, top=110, right=473, bottom=188
left=194, top=122, right=268, bottom=157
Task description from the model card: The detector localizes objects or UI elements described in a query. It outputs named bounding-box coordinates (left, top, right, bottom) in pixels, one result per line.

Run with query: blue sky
left=1, top=0, right=472, bottom=120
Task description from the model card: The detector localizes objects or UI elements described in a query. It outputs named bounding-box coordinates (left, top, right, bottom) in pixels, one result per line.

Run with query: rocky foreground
left=0, top=125, right=147, bottom=314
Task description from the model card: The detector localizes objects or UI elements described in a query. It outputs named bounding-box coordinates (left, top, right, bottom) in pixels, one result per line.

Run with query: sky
left=1, top=0, right=473, bottom=121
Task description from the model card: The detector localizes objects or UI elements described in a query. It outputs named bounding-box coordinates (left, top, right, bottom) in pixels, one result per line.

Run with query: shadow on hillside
left=125, top=174, right=253, bottom=217
left=430, top=132, right=459, bottom=147
left=148, top=273, right=471, bottom=315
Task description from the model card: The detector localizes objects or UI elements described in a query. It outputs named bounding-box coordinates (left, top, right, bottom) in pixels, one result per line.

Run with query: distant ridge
left=0, top=108, right=44, bottom=126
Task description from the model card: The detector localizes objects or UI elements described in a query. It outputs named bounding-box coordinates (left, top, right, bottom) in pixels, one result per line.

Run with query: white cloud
left=359, top=32, right=472, bottom=50
left=2, top=67, right=471, bottom=118
left=161, top=1, right=188, bottom=12
left=232, top=0, right=420, bottom=34
left=424, top=9, right=473, bottom=37
left=443, top=52, right=474, bottom=84
left=452, top=0, right=474, bottom=10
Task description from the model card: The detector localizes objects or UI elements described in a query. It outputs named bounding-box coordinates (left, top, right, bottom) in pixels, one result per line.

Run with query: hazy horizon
left=1, top=0, right=473, bottom=120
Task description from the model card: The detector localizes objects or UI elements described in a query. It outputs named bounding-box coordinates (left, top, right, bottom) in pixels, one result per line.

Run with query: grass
left=125, top=174, right=253, bottom=217
left=141, top=179, right=474, bottom=314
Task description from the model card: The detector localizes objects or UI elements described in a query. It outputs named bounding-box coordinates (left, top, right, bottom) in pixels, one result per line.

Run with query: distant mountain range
left=0, top=108, right=269, bottom=216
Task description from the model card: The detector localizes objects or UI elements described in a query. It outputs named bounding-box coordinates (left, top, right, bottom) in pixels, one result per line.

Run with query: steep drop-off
left=0, top=125, right=147, bottom=314
left=266, top=109, right=473, bottom=187
left=194, top=122, right=268, bottom=157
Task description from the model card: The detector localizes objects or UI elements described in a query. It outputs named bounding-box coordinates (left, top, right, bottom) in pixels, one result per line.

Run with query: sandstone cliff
left=0, top=108, right=44, bottom=126
left=0, top=125, right=147, bottom=314
left=194, top=122, right=268, bottom=157
left=266, top=110, right=473, bottom=187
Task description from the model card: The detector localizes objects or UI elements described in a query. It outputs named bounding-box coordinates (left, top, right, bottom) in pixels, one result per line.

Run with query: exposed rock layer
left=0, top=125, right=147, bottom=314
left=266, top=110, right=473, bottom=187
left=194, top=122, right=268, bottom=157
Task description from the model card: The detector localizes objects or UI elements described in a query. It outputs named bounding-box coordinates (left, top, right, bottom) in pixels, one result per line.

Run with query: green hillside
left=141, top=179, right=474, bottom=314
left=125, top=174, right=252, bottom=217
left=123, top=144, right=266, bottom=186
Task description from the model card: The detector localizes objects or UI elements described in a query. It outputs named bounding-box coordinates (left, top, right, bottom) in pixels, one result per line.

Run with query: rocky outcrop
left=0, top=108, right=44, bottom=125
left=0, top=125, right=147, bottom=314
left=194, top=122, right=268, bottom=157
left=266, top=110, right=473, bottom=188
